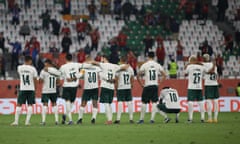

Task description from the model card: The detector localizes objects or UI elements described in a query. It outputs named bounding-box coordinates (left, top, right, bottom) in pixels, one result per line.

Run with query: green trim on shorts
left=100, top=87, right=114, bottom=104
left=204, top=86, right=219, bottom=99
left=187, top=89, right=203, bottom=101
left=117, top=89, right=132, bottom=102
left=82, top=88, right=99, bottom=101
left=41, top=93, right=58, bottom=104
left=157, top=104, right=181, bottom=113
left=62, top=87, right=78, bottom=102
left=141, top=85, right=159, bottom=103
left=17, top=91, right=35, bottom=105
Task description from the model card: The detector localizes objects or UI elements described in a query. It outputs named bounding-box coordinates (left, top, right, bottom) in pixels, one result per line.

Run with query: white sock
left=78, top=106, right=85, bottom=119
left=25, top=106, right=32, bottom=124
left=52, top=106, right=58, bottom=122
left=176, top=113, right=180, bottom=119
left=92, top=107, right=98, bottom=119
left=42, top=106, right=48, bottom=123
left=117, top=102, right=123, bottom=121
left=158, top=110, right=167, bottom=119
left=66, top=101, right=72, bottom=121
left=104, top=103, right=109, bottom=120
left=109, top=104, right=112, bottom=121
left=127, top=101, right=133, bottom=120
left=14, top=106, right=21, bottom=124
left=140, top=104, right=146, bottom=120
left=206, top=100, right=213, bottom=120
left=188, top=101, right=194, bottom=121
left=214, top=99, right=219, bottom=120
left=198, top=101, right=205, bottom=120
left=151, top=103, right=158, bottom=121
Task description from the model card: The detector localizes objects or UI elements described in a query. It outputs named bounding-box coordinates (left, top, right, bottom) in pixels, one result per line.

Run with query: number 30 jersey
left=139, top=60, right=164, bottom=87
left=185, top=64, right=206, bottom=90
left=160, top=88, right=181, bottom=109
left=17, top=64, right=38, bottom=91
left=82, top=64, right=101, bottom=90
left=59, top=62, right=82, bottom=87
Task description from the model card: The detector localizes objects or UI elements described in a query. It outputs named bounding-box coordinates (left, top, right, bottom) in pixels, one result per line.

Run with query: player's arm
left=34, top=77, right=38, bottom=90
left=137, top=71, right=144, bottom=88
left=45, top=67, right=61, bottom=77
left=114, top=75, right=119, bottom=90
left=130, top=75, right=134, bottom=89
left=160, top=70, right=167, bottom=82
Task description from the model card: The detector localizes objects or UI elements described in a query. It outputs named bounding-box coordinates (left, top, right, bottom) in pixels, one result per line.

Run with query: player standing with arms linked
left=157, top=87, right=181, bottom=123
left=137, top=52, right=167, bottom=124
left=114, top=56, right=135, bottom=124
left=59, top=54, right=82, bottom=125
left=39, top=59, right=61, bottom=125
left=202, top=54, right=219, bottom=123
left=77, top=55, right=101, bottom=124
left=11, top=55, right=38, bottom=126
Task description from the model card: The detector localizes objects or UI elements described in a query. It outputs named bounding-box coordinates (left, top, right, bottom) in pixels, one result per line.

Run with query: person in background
left=127, top=50, right=137, bottom=76
left=236, top=82, right=240, bottom=96
left=215, top=54, right=223, bottom=78
left=61, top=33, right=72, bottom=54
left=19, top=21, right=31, bottom=40
left=39, top=9, right=51, bottom=32
left=77, top=48, right=86, bottom=63
left=143, top=34, right=154, bottom=57
left=122, top=0, right=133, bottom=21
left=90, top=28, right=100, bottom=51
left=0, top=54, right=6, bottom=79
left=11, top=3, right=21, bottom=25
left=168, top=58, right=178, bottom=79
left=61, top=22, right=71, bottom=35
left=176, top=40, right=184, bottom=61
left=8, top=37, right=22, bottom=70
left=156, top=41, right=165, bottom=66
left=217, top=0, right=228, bottom=21
left=88, top=0, right=97, bottom=23
left=0, top=32, right=5, bottom=54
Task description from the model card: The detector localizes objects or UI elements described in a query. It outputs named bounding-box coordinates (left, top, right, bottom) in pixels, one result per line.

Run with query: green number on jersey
left=123, top=73, right=130, bottom=85
left=149, top=69, right=156, bottom=81
left=169, top=92, right=177, bottom=102
left=88, top=72, right=97, bottom=83
left=22, top=75, right=30, bottom=85
left=49, top=76, right=56, bottom=88
left=193, top=72, right=201, bottom=84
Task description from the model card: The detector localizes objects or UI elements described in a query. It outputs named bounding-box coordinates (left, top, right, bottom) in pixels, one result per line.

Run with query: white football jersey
left=203, top=62, right=218, bottom=86
left=17, top=64, right=38, bottom=91
left=116, top=64, right=134, bottom=90
left=59, top=62, right=82, bottom=87
left=82, top=64, right=101, bottom=89
left=40, top=67, right=60, bottom=93
left=160, top=88, right=181, bottom=109
left=185, top=64, right=206, bottom=90
left=139, top=60, right=164, bottom=87
left=99, top=63, right=120, bottom=90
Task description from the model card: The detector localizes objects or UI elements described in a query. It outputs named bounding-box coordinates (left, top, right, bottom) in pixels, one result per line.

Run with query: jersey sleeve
left=33, top=67, right=38, bottom=78
left=39, top=70, right=45, bottom=79
left=48, top=67, right=61, bottom=77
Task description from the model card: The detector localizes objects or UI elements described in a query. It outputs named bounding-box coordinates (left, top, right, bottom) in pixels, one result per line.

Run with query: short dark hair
left=66, top=54, right=72, bottom=61
left=101, top=54, right=109, bottom=60
left=162, top=86, right=170, bottom=89
left=24, top=55, right=32, bottom=62
left=120, top=56, right=127, bottom=62
left=44, top=59, right=52, bottom=65
left=148, top=52, right=155, bottom=58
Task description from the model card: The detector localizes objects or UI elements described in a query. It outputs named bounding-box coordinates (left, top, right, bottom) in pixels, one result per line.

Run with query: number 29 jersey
left=185, top=64, right=206, bottom=90
left=17, top=64, right=38, bottom=91
left=59, top=62, right=82, bottom=87
left=139, top=60, right=164, bottom=87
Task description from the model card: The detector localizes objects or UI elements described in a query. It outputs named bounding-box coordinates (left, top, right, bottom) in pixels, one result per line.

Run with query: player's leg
left=150, top=86, right=159, bottom=123
left=127, top=101, right=134, bottom=123
left=77, top=100, right=87, bottom=124
left=213, top=99, right=219, bottom=123
left=188, top=101, right=194, bottom=122
left=25, top=91, right=35, bottom=125
left=206, top=99, right=213, bottom=122
left=100, top=88, right=113, bottom=124
left=157, top=104, right=170, bottom=123
left=115, top=90, right=123, bottom=124
left=67, top=87, right=77, bottom=125
left=41, top=94, right=49, bottom=125
left=198, top=100, right=205, bottom=122
left=176, top=113, right=180, bottom=123
left=138, top=87, right=149, bottom=124
left=11, top=91, right=25, bottom=125
left=50, top=93, right=58, bottom=125
left=91, top=99, right=98, bottom=124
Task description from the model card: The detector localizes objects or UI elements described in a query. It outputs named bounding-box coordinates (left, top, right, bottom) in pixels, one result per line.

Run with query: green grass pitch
left=0, top=112, right=239, bottom=144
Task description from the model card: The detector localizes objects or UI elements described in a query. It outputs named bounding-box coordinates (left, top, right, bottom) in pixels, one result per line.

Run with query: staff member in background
left=236, top=82, right=240, bottom=96
left=168, top=58, right=178, bottom=79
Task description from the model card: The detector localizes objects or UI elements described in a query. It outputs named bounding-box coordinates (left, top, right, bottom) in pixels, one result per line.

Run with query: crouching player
left=157, top=87, right=181, bottom=123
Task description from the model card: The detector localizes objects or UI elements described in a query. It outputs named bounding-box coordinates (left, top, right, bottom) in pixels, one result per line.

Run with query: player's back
left=185, top=64, right=205, bottom=90
left=203, top=62, right=218, bottom=86
left=117, top=64, right=134, bottom=90
left=40, top=68, right=59, bottom=93
left=60, top=62, right=82, bottom=87
left=83, top=64, right=101, bottom=89
left=161, top=88, right=181, bottom=109
left=140, top=60, right=163, bottom=86
left=17, top=64, right=38, bottom=91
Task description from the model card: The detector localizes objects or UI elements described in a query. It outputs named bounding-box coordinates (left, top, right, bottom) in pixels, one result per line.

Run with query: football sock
left=109, top=104, right=113, bottom=121
left=78, top=106, right=85, bottom=119
left=206, top=100, right=213, bottom=120
left=188, top=101, right=194, bottom=121
left=104, top=103, right=110, bottom=120
left=117, top=102, right=123, bottom=121
left=52, top=106, right=58, bottom=122
left=26, top=106, right=32, bottom=124
left=66, top=101, right=72, bottom=121
left=176, top=113, right=180, bottom=119
left=198, top=101, right=205, bottom=120
left=92, top=107, right=98, bottom=119
left=214, top=99, right=219, bottom=120
left=14, top=106, right=21, bottom=124
left=127, top=101, right=133, bottom=120
left=158, top=110, right=167, bottom=119
left=42, top=106, right=48, bottom=122
left=140, top=103, right=146, bottom=120
left=150, top=103, right=158, bottom=121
